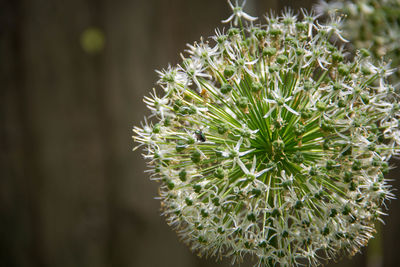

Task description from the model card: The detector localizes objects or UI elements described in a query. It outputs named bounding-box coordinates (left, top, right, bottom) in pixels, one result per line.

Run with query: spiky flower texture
left=316, top=0, right=400, bottom=86
left=133, top=3, right=400, bottom=266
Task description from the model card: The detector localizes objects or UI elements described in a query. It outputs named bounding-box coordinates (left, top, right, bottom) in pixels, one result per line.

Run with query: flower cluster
left=133, top=4, right=399, bottom=266
left=316, top=0, right=400, bottom=86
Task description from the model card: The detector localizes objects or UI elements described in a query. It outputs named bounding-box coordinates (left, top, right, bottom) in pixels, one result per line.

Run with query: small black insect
left=195, top=130, right=206, bottom=142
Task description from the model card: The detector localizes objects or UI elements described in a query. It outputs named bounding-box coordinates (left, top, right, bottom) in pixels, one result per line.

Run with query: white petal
left=235, top=137, right=243, bottom=151
left=265, top=98, right=277, bottom=104
left=251, top=155, right=257, bottom=173
left=255, top=168, right=269, bottom=178
left=222, top=14, right=235, bottom=24
left=284, top=104, right=299, bottom=116
left=227, top=0, right=234, bottom=9
left=241, top=12, right=258, bottom=21
left=263, top=106, right=276, bottom=118
left=238, top=148, right=256, bottom=157
left=237, top=158, right=250, bottom=175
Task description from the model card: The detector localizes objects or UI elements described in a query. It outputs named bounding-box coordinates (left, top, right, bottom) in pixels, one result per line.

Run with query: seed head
left=133, top=4, right=399, bottom=267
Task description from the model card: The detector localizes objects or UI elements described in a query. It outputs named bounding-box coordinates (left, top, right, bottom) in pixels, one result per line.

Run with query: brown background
left=1, top=0, right=399, bottom=266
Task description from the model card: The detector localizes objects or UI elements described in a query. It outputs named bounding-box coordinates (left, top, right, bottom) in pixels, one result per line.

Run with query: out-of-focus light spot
left=81, top=27, right=105, bottom=54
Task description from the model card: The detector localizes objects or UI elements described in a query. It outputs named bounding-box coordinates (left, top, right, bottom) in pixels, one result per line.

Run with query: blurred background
left=1, top=0, right=399, bottom=266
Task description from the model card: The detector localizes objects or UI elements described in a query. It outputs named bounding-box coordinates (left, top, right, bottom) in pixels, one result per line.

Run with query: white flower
left=237, top=155, right=270, bottom=181
left=156, top=65, right=189, bottom=92
left=264, top=85, right=300, bottom=118
left=222, top=0, right=257, bottom=26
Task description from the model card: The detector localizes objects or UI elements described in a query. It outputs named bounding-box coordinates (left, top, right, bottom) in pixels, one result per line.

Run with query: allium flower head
left=316, top=0, right=400, bottom=86
left=133, top=4, right=400, bottom=266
